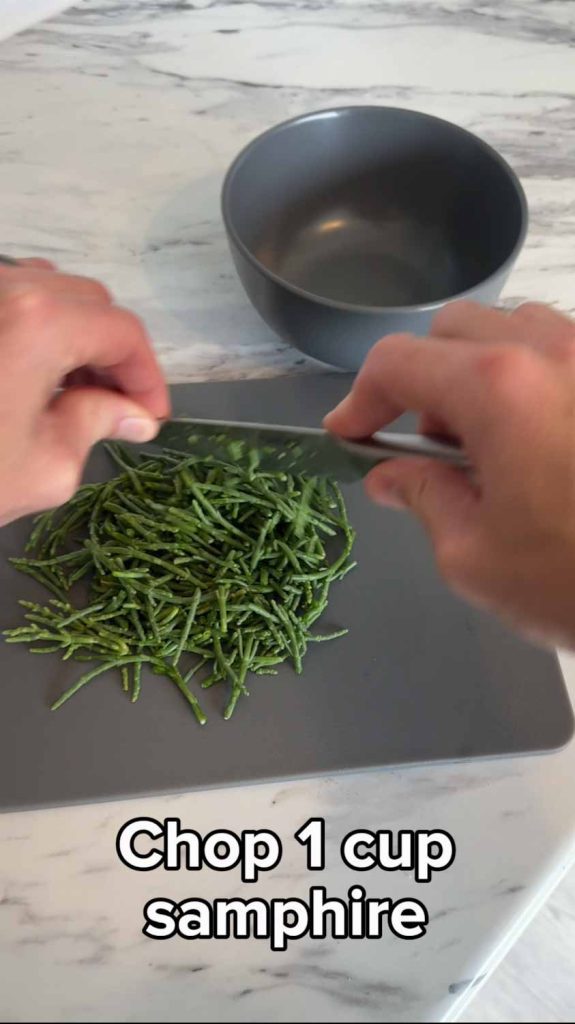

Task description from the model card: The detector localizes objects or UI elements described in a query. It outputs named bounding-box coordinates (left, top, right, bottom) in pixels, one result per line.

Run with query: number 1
left=294, top=818, right=325, bottom=870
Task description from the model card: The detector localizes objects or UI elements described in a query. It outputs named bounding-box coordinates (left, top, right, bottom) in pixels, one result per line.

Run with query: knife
left=154, top=418, right=468, bottom=483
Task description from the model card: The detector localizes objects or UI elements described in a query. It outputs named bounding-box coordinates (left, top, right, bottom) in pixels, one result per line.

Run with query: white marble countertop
left=1, top=2, right=574, bottom=1021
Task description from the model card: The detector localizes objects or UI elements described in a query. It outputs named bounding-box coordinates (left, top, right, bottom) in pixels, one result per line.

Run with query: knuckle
left=2, top=284, right=55, bottom=323
left=364, top=332, right=414, bottom=372
left=511, top=301, right=546, bottom=320
left=368, top=332, right=402, bottom=355
left=431, top=299, right=478, bottom=335
left=82, top=278, right=112, bottom=303
left=111, top=305, right=146, bottom=338
left=511, top=303, right=575, bottom=352
left=474, top=345, right=537, bottom=405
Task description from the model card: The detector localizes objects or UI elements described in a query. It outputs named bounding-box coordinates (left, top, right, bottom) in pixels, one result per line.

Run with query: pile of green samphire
left=3, top=444, right=356, bottom=723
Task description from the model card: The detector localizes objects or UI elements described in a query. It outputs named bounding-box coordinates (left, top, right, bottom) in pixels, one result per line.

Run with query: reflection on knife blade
left=153, top=418, right=468, bottom=483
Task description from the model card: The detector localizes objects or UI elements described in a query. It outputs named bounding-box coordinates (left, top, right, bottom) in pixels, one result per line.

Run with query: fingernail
left=370, top=480, right=406, bottom=510
left=114, top=417, right=158, bottom=443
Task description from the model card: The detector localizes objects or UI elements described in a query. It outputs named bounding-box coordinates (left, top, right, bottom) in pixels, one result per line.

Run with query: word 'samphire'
left=143, top=886, right=428, bottom=947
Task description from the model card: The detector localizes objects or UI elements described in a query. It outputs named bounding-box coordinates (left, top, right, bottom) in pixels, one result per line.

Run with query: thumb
left=365, top=457, right=479, bottom=545
left=10, top=389, right=160, bottom=519
left=46, top=386, right=159, bottom=460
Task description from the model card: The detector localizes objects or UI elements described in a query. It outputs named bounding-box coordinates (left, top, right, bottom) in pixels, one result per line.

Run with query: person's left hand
left=0, top=258, right=169, bottom=526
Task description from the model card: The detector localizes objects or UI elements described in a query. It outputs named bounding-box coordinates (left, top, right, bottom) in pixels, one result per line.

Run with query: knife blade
left=153, top=418, right=467, bottom=483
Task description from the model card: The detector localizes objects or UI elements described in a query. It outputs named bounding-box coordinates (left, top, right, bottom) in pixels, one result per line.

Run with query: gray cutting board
left=0, top=375, right=573, bottom=812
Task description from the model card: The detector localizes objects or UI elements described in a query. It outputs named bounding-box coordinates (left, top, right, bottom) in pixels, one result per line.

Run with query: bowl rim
left=221, top=104, right=529, bottom=315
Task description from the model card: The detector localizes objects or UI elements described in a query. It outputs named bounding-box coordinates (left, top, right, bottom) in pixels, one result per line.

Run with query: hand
left=0, top=258, right=169, bottom=526
left=325, top=301, right=575, bottom=648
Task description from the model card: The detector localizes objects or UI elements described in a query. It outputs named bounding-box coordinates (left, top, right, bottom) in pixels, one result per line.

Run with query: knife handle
left=340, top=432, right=469, bottom=469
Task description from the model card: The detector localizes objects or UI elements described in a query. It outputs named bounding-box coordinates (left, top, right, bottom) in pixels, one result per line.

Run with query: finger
left=0, top=268, right=112, bottom=305
left=324, top=333, right=415, bottom=434
left=29, top=388, right=160, bottom=511
left=432, top=299, right=575, bottom=358
left=0, top=256, right=57, bottom=270
left=18, top=258, right=57, bottom=270
left=509, top=302, right=575, bottom=356
left=431, top=301, right=515, bottom=344
left=7, top=298, right=170, bottom=419
left=323, top=334, right=479, bottom=439
left=365, top=457, right=480, bottom=574
left=48, top=386, right=159, bottom=457
left=73, top=305, right=170, bottom=419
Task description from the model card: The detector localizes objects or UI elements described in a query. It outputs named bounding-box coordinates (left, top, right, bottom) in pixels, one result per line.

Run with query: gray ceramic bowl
left=221, top=106, right=528, bottom=370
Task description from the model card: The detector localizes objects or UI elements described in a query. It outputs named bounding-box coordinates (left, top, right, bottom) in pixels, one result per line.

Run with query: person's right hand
left=0, top=258, right=169, bottom=527
left=325, top=301, right=575, bottom=648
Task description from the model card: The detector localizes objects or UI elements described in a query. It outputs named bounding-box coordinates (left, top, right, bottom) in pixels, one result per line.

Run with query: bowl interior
left=224, top=108, right=525, bottom=309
